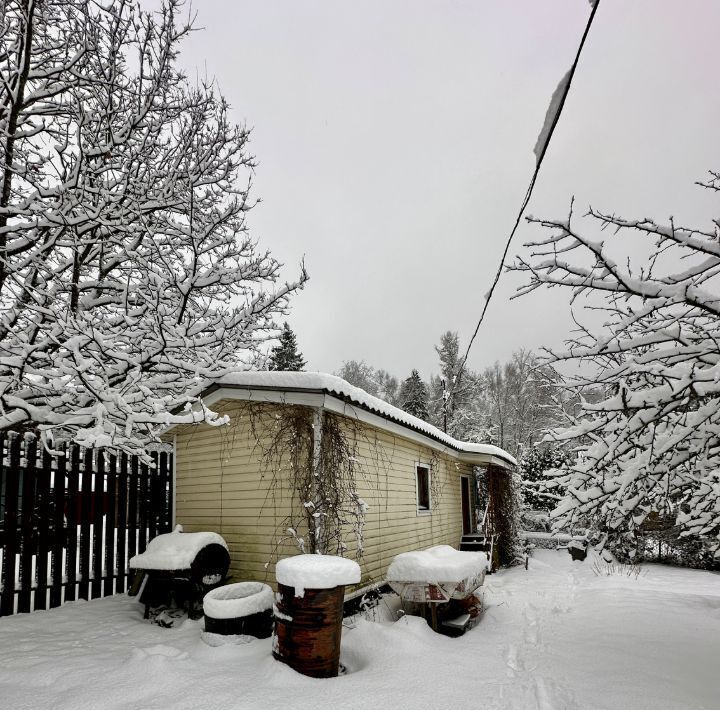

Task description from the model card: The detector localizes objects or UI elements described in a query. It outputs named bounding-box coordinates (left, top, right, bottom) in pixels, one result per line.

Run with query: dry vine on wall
left=475, top=464, right=523, bottom=567
left=247, top=404, right=371, bottom=560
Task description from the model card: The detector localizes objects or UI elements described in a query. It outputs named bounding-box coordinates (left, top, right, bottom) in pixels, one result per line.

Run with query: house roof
left=196, top=371, right=516, bottom=468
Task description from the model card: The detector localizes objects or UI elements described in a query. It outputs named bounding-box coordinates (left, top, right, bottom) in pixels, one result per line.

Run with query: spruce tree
left=519, top=445, right=570, bottom=511
left=399, top=369, right=429, bottom=421
left=268, top=323, right=306, bottom=371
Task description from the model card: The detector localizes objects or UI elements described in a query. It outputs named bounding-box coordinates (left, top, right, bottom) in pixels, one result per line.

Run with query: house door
left=461, top=476, right=472, bottom=535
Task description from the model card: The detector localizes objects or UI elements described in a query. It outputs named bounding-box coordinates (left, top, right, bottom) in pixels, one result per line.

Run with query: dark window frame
left=416, top=464, right=431, bottom=513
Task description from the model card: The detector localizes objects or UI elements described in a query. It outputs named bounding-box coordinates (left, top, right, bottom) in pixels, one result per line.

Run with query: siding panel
left=173, top=401, right=474, bottom=589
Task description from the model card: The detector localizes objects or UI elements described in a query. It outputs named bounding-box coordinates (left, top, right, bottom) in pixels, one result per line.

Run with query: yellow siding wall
left=173, top=400, right=473, bottom=590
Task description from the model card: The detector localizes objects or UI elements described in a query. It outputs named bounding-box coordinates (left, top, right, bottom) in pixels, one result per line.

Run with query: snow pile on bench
left=276, top=554, right=361, bottom=597
left=203, top=582, right=274, bottom=619
left=387, top=545, right=489, bottom=583
left=129, top=530, right=228, bottom=571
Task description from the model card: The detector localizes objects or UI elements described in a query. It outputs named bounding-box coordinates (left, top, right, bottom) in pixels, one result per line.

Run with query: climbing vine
left=242, top=404, right=375, bottom=559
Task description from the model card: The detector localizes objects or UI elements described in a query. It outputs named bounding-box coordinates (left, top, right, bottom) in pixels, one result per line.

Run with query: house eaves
left=188, top=372, right=516, bottom=469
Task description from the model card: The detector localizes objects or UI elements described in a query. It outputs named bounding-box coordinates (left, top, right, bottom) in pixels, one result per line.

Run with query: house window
left=416, top=464, right=430, bottom=513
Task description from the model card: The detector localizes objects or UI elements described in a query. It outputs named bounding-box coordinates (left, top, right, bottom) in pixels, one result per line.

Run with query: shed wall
left=173, top=400, right=472, bottom=589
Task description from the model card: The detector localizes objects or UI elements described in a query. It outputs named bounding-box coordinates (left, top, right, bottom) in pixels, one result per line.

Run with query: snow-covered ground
left=1, top=550, right=718, bottom=710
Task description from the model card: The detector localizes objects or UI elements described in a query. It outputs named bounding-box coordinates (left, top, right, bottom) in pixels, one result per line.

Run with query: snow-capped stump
left=273, top=554, right=361, bottom=678
left=203, top=582, right=274, bottom=639
left=128, top=529, right=230, bottom=621
left=567, top=539, right=588, bottom=562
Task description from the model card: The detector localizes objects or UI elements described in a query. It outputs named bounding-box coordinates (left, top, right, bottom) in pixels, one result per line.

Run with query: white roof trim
left=178, top=372, right=516, bottom=468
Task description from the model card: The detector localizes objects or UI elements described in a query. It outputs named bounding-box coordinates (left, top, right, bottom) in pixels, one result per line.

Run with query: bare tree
left=0, top=1, right=306, bottom=453
left=482, top=350, right=564, bottom=457
left=336, top=360, right=399, bottom=405
left=512, top=175, right=720, bottom=561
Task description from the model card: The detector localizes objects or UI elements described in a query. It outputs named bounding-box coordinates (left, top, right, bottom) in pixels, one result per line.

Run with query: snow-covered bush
left=0, top=1, right=306, bottom=453
left=519, top=445, right=571, bottom=512
left=512, top=174, right=720, bottom=566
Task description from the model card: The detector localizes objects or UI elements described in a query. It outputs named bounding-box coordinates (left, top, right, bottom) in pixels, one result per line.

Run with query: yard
left=0, top=549, right=717, bottom=710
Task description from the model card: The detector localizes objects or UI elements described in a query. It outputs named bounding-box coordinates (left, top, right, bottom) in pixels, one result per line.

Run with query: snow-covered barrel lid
left=276, top=554, right=361, bottom=597
left=387, top=545, right=489, bottom=584
left=129, top=528, right=228, bottom=571
left=203, top=582, right=274, bottom=620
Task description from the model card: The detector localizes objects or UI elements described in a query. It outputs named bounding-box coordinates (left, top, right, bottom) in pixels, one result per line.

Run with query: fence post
left=116, top=452, right=129, bottom=594
left=78, top=448, right=93, bottom=600
left=50, top=442, right=67, bottom=608
left=104, top=453, right=117, bottom=597
left=0, top=433, right=18, bottom=616
left=18, top=435, right=37, bottom=613
left=65, top=444, right=80, bottom=603
left=91, top=450, right=105, bottom=599
left=34, top=444, right=52, bottom=611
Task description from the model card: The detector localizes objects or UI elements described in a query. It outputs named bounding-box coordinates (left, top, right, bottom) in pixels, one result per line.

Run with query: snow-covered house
left=167, top=373, right=515, bottom=591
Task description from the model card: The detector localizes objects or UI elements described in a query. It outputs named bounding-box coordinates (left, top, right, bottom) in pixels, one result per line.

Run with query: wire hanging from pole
left=450, top=0, right=602, bottom=408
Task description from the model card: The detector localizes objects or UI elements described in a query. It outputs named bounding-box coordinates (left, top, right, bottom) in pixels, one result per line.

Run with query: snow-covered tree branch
left=0, top=0, right=306, bottom=453
left=511, top=175, right=720, bottom=561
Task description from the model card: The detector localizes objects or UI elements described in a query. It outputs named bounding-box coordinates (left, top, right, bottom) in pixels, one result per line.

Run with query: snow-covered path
left=0, top=550, right=718, bottom=710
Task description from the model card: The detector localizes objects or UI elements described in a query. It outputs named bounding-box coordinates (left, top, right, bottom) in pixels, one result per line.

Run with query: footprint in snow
left=131, top=644, right=188, bottom=661
left=504, top=644, right=524, bottom=676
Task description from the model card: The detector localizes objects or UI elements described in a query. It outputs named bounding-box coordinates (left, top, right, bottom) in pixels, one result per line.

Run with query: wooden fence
left=0, top=432, right=173, bottom=617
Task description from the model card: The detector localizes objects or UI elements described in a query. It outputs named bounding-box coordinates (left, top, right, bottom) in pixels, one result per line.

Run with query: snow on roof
left=387, top=545, right=489, bottom=584
left=129, top=530, right=228, bottom=571
left=200, top=371, right=516, bottom=466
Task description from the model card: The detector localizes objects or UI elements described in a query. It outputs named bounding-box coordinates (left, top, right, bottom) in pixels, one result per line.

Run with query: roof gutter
left=170, top=382, right=516, bottom=469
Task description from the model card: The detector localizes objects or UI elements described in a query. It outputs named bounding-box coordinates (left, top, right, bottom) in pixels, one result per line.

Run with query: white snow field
left=0, top=550, right=718, bottom=710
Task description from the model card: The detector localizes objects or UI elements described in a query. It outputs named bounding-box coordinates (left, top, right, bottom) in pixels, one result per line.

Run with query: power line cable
left=447, top=0, right=602, bottom=417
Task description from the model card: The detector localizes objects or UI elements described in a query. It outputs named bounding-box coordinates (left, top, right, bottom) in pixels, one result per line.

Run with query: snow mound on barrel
left=387, top=545, right=489, bottom=583
left=276, top=554, right=361, bottom=597
left=129, top=530, right=228, bottom=571
left=203, top=582, right=274, bottom=619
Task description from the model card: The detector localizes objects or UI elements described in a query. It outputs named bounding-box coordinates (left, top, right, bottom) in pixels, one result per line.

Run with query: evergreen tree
left=399, top=370, right=429, bottom=421
left=268, top=323, right=306, bottom=371
left=519, top=445, right=571, bottom=511
left=429, top=331, right=480, bottom=437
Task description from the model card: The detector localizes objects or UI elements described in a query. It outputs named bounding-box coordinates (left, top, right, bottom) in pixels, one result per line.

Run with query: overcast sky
left=175, top=0, right=720, bottom=380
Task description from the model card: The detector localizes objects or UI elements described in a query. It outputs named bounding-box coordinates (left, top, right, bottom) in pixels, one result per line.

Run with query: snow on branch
left=510, top=177, right=720, bottom=561
left=0, top=1, right=307, bottom=454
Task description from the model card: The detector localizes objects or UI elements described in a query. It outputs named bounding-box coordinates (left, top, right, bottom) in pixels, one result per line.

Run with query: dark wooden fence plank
left=64, top=445, right=79, bottom=603
left=91, top=450, right=105, bottom=599
left=158, top=450, right=169, bottom=534
left=0, top=434, right=19, bottom=616
left=18, top=436, right=37, bottom=613
left=127, top=455, right=139, bottom=565
left=104, top=453, right=116, bottom=597
left=33, top=445, right=52, bottom=611
left=115, top=453, right=128, bottom=593
left=148, top=451, right=159, bottom=542
left=50, top=443, right=67, bottom=608
left=78, top=448, right=93, bottom=600
left=138, top=459, right=149, bottom=554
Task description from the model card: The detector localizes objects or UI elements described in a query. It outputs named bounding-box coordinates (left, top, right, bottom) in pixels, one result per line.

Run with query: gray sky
left=177, top=0, right=720, bottom=380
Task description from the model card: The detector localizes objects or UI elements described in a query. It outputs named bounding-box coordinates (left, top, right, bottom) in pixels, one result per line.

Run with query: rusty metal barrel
left=272, top=554, right=361, bottom=679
